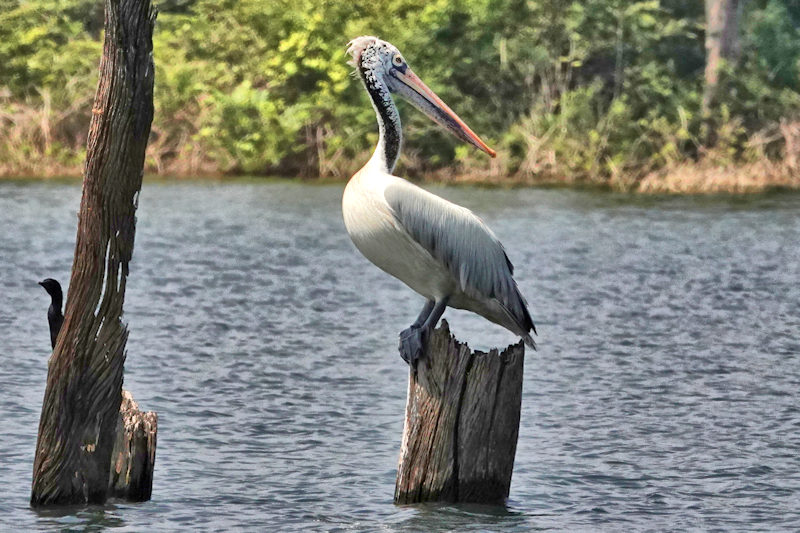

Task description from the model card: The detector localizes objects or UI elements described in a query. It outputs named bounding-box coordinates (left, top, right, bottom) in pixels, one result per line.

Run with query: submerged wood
left=109, top=391, right=157, bottom=501
left=394, top=320, right=524, bottom=505
left=30, top=0, right=156, bottom=506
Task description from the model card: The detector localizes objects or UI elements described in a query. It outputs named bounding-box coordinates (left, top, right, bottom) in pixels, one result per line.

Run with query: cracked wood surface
left=109, top=391, right=157, bottom=501
left=395, top=320, right=524, bottom=505
left=31, top=0, right=156, bottom=506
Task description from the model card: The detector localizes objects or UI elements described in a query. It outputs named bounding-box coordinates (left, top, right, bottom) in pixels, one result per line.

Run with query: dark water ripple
left=1, top=181, right=799, bottom=531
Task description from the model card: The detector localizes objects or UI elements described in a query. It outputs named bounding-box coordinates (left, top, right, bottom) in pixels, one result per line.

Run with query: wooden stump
left=30, top=0, right=156, bottom=507
left=394, top=320, right=525, bottom=505
left=109, top=390, right=157, bottom=501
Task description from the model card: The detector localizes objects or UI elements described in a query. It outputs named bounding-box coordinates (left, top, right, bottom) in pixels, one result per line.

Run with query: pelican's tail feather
left=522, top=333, right=536, bottom=350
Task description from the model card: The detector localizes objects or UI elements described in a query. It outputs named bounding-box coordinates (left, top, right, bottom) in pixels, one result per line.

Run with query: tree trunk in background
left=31, top=0, right=156, bottom=507
left=703, top=0, right=741, bottom=143
left=394, top=320, right=524, bottom=505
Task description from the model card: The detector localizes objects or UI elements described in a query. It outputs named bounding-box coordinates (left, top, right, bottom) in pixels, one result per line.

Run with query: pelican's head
left=346, top=36, right=496, bottom=158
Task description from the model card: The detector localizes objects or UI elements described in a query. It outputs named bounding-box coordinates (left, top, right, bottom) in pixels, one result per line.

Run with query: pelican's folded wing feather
left=384, top=179, right=535, bottom=336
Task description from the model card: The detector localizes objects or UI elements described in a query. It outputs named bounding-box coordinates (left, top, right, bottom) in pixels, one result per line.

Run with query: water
left=1, top=179, right=799, bottom=531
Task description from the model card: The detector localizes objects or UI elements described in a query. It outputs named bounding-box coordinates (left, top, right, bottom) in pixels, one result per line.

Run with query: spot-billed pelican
left=343, top=36, right=536, bottom=365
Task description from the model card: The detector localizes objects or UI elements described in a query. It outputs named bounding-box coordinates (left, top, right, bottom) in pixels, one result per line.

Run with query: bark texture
left=31, top=0, right=156, bottom=507
left=395, top=320, right=524, bottom=505
left=109, top=391, right=158, bottom=501
left=702, top=0, right=741, bottom=116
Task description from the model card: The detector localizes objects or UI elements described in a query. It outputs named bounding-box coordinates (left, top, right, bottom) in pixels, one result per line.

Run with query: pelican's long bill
left=391, top=68, right=497, bottom=158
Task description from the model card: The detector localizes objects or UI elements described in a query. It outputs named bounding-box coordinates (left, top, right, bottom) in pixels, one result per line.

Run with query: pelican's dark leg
left=420, top=299, right=448, bottom=332
left=398, top=298, right=448, bottom=366
left=411, top=299, right=435, bottom=328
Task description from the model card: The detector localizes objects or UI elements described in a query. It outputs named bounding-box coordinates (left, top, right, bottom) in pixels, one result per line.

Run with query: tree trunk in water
left=395, top=320, right=524, bottom=505
left=31, top=0, right=156, bottom=507
left=703, top=0, right=741, bottom=142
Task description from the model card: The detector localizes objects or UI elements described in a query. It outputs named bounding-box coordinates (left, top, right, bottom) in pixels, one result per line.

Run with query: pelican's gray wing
left=384, top=180, right=535, bottom=340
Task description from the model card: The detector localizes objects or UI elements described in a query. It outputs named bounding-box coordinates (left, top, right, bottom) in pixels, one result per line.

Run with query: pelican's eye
left=392, top=54, right=405, bottom=68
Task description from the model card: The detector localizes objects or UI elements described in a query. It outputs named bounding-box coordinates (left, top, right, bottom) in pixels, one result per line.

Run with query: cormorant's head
left=38, top=278, right=62, bottom=299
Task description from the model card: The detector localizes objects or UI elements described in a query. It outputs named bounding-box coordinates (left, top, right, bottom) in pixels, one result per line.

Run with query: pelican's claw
left=399, top=326, right=424, bottom=367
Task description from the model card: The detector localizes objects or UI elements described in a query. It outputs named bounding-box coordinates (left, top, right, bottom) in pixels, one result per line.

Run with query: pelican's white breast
left=342, top=169, right=455, bottom=300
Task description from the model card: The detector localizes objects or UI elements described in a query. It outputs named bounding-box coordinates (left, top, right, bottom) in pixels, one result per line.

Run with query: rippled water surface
left=1, top=180, right=799, bottom=531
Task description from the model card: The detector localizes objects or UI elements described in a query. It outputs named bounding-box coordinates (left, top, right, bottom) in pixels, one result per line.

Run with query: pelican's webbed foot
left=398, top=326, right=425, bottom=366
left=398, top=298, right=449, bottom=367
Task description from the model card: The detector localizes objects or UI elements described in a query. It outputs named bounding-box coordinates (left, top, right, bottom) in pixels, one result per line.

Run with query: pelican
left=343, top=36, right=536, bottom=365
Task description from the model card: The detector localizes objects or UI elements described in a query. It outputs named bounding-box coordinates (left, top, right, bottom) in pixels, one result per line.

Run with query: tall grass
left=2, top=86, right=798, bottom=194
left=0, top=87, right=89, bottom=177
left=638, top=119, right=800, bottom=193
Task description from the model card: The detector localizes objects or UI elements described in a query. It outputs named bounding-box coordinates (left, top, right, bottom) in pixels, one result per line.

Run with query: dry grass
left=0, top=89, right=90, bottom=177
left=638, top=120, right=800, bottom=194
left=637, top=160, right=799, bottom=194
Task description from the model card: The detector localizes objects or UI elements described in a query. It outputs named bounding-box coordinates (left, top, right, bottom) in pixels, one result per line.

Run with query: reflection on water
left=1, top=180, right=799, bottom=531
left=32, top=505, right=126, bottom=531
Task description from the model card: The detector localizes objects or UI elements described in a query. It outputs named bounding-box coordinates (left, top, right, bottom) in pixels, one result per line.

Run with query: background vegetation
left=1, top=0, right=799, bottom=190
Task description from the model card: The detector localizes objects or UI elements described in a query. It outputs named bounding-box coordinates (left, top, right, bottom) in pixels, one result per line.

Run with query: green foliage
left=1, top=0, right=798, bottom=180
left=0, top=1, right=101, bottom=101
left=746, top=0, right=800, bottom=90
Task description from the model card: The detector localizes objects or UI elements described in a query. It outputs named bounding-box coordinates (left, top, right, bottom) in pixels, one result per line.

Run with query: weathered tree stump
left=30, top=0, right=156, bottom=507
left=394, top=320, right=525, bottom=505
left=109, top=390, right=157, bottom=501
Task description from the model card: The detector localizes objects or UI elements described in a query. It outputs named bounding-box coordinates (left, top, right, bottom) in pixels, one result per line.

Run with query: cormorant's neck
left=50, top=292, right=62, bottom=312
left=363, top=74, right=401, bottom=173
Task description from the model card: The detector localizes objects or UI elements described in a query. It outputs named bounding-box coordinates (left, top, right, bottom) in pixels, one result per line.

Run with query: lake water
left=1, top=179, right=799, bottom=531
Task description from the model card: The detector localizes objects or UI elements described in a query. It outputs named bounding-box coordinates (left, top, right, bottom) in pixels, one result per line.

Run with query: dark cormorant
left=38, top=278, right=64, bottom=349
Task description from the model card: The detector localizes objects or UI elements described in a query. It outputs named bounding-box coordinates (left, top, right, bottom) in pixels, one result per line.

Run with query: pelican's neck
left=364, top=75, right=401, bottom=174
